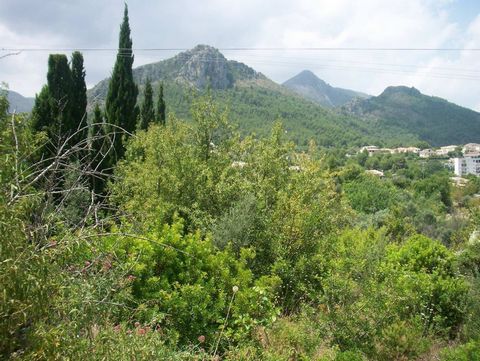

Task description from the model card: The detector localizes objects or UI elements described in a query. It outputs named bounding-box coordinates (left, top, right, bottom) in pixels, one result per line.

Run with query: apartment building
left=454, top=153, right=480, bottom=177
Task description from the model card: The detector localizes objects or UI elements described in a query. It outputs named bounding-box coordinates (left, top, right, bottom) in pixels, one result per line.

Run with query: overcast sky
left=1, top=0, right=480, bottom=110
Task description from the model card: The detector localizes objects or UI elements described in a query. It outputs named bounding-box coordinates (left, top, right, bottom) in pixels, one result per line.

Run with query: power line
left=2, top=47, right=480, bottom=52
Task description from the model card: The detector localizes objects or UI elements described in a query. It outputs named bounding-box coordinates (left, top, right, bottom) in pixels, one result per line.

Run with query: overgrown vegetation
left=1, top=6, right=479, bottom=360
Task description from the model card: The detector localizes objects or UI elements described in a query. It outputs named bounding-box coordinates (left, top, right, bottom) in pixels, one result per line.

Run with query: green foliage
left=31, top=84, right=52, bottom=135
left=47, top=54, right=73, bottom=129
left=105, top=4, right=138, bottom=159
left=343, top=174, right=399, bottom=214
left=156, top=82, right=166, bottom=125
left=440, top=340, right=480, bottom=361
left=414, top=173, right=452, bottom=208
left=382, top=235, right=469, bottom=335
left=374, top=320, right=430, bottom=360
left=138, top=78, right=154, bottom=130
left=32, top=52, right=88, bottom=156
left=349, top=86, right=480, bottom=146
left=3, top=64, right=479, bottom=359
left=108, top=219, right=279, bottom=345
left=0, top=91, right=56, bottom=356
left=71, top=51, right=88, bottom=146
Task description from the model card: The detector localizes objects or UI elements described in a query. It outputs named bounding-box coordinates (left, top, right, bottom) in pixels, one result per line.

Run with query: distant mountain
left=88, top=45, right=395, bottom=148
left=342, top=86, right=480, bottom=146
left=283, top=70, right=369, bottom=108
left=90, top=45, right=480, bottom=148
left=7, top=90, right=34, bottom=113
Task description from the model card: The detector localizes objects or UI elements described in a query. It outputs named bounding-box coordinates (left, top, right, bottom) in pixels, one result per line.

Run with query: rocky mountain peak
left=130, top=44, right=264, bottom=90
left=171, top=44, right=232, bottom=89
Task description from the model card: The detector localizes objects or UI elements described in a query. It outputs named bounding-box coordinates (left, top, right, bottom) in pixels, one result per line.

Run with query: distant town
left=358, top=143, right=480, bottom=178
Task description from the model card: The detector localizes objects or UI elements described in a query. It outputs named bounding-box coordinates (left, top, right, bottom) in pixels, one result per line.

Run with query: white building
left=454, top=153, right=480, bottom=177
left=394, top=147, right=420, bottom=154
left=436, top=145, right=458, bottom=156
left=419, top=149, right=436, bottom=158
left=463, top=143, right=480, bottom=155
left=359, top=146, right=382, bottom=156
left=365, top=169, right=385, bottom=177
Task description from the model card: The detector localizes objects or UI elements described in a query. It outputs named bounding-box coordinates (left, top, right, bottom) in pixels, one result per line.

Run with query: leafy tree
left=343, top=174, right=399, bottom=214
left=105, top=4, right=138, bottom=160
left=382, top=235, right=469, bottom=335
left=138, top=78, right=154, bottom=130
left=156, top=82, right=166, bottom=125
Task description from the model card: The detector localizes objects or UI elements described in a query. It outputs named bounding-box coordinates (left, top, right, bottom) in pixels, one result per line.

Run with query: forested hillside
left=343, top=86, right=480, bottom=146
left=87, top=45, right=424, bottom=148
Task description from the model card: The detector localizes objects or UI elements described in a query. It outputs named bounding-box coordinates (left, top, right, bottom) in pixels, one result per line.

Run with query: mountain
left=283, top=70, right=369, bottom=108
left=89, top=45, right=268, bottom=101
left=88, top=45, right=399, bottom=148
left=342, top=86, right=480, bottom=147
left=90, top=45, right=480, bottom=148
left=7, top=90, right=34, bottom=113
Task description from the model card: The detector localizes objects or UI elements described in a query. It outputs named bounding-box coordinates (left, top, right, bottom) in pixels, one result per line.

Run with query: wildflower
left=198, top=335, right=205, bottom=343
left=113, top=324, right=121, bottom=333
left=137, top=328, right=146, bottom=336
left=127, top=275, right=136, bottom=281
left=134, top=321, right=140, bottom=328
left=232, top=285, right=239, bottom=293
left=102, top=260, right=112, bottom=271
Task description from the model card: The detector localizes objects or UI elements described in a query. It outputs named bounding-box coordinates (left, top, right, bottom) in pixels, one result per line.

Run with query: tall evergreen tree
left=32, top=85, right=53, bottom=135
left=139, top=78, right=154, bottom=130
left=90, top=104, right=108, bottom=196
left=156, top=82, right=166, bottom=125
left=47, top=54, right=73, bottom=136
left=105, top=4, right=138, bottom=160
left=70, top=51, right=87, bottom=147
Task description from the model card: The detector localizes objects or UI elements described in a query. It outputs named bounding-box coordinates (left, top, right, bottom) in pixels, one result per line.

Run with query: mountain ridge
left=87, top=45, right=480, bottom=148
left=342, top=85, right=480, bottom=146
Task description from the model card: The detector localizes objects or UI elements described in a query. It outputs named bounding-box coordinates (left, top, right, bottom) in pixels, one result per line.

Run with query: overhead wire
left=2, top=46, right=480, bottom=82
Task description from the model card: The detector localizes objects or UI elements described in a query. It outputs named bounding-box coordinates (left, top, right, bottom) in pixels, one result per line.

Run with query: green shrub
left=107, top=219, right=280, bottom=346
left=382, top=235, right=469, bottom=336
left=440, top=340, right=480, bottom=361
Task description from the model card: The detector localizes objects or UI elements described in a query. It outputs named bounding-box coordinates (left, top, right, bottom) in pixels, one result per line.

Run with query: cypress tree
left=32, top=85, right=53, bottom=135
left=156, top=82, right=166, bottom=125
left=90, top=104, right=108, bottom=195
left=47, top=54, right=73, bottom=136
left=105, top=4, right=138, bottom=160
left=70, top=51, right=87, bottom=148
left=139, top=78, right=154, bottom=130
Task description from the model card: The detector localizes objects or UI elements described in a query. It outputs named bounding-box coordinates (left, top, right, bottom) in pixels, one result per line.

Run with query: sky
left=1, top=0, right=480, bottom=110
